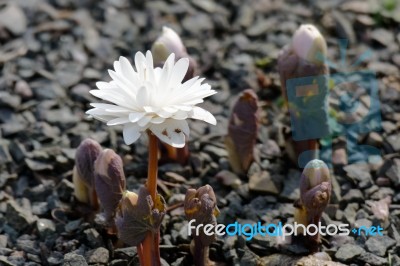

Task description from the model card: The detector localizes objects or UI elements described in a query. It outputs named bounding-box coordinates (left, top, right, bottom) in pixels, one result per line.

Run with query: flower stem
left=147, top=132, right=158, bottom=200
left=194, top=237, right=208, bottom=266
left=141, top=131, right=160, bottom=266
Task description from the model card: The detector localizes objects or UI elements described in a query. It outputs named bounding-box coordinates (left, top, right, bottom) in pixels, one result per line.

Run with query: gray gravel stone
left=83, top=228, right=103, bottom=248
left=63, top=252, right=88, bottom=266
left=249, top=171, right=279, bottom=195
left=5, top=199, right=35, bottom=231
left=342, top=189, right=364, bottom=203
left=335, top=244, right=365, bottom=262
left=358, top=252, right=387, bottom=266
left=0, top=235, right=8, bottom=249
left=85, top=247, right=109, bottom=264
left=385, top=158, right=400, bottom=187
left=365, top=235, right=396, bottom=257
left=0, top=4, right=27, bottom=35
left=37, top=218, right=56, bottom=238
left=280, top=169, right=301, bottom=201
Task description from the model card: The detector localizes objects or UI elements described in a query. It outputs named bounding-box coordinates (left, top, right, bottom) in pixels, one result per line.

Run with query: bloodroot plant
left=86, top=49, right=217, bottom=265
left=225, top=89, right=259, bottom=175
left=294, top=159, right=332, bottom=253
left=185, top=185, right=219, bottom=266
left=278, top=25, right=330, bottom=166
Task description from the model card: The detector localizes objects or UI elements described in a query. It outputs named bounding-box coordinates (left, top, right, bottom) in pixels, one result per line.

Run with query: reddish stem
left=141, top=132, right=160, bottom=266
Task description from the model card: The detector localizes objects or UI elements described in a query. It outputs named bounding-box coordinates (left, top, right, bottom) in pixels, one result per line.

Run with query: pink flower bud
left=152, top=26, right=187, bottom=65
left=292, top=24, right=327, bottom=64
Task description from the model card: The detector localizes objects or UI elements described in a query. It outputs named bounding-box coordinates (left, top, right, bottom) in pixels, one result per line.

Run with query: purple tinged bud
left=225, top=89, right=259, bottom=175
left=185, top=185, right=219, bottom=246
left=278, top=24, right=329, bottom=102
left=94, top=149, right=126, bottom=223
left=75, top=139, right=102, bottom=188
left=300, top=159, right=331, bottom=224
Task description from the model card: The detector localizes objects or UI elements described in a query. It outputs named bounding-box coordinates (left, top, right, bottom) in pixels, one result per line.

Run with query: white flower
left=86, top=51, right=217, bottom=148
left=292, top=24, right=327, bottom=64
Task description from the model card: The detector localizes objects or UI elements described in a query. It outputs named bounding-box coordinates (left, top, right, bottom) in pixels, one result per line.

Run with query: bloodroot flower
left=87, top=51, right=217, bottom=148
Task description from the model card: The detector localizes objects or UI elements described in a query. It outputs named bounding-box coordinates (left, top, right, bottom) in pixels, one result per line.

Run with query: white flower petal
left=137, top=115, right=152, bottom=127
left=189, top=106, right=217, bottom=125
left=129, top=112, right=145, bottom=122
left=89, top=90, right=132, bottom=109
left=143, top=106, right=157, bottom=113
left=162, top=106, right=177, bottom=114
left=156, top=109, right=173, bottom=118
left=90, top=103, right=131, bottom=113
left=119, top=56, right=140, bottom=84
left=150, top=117, right=165, bottom=124
left=145, top=51, right=156, bottom=85
left=172, top=110, right=188, bottom=120
left=96, top=81, right=118, bottom=90
left=136, top=86, right=149, bottom=106
left=167, top=58, right=189, bottom=87
left=150, top=120, right=188, bottom=148
left=159, top=53, right=175, bottom=86
left=108, top=70, right=137, bottom=99
left=86, top=108, right=119, bottom=117
left=107, top=117, right=130, bottom=125
left=173, top=105, right=193, bottom=111
left=123, top=124, right=142, bottom=145
left=135, top=52, right=146, bottom=80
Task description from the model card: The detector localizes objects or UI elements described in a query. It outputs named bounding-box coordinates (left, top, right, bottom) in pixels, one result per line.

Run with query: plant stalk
left=141, top=131, right=160, bottom=266
left=194, top=237, right=208, bottom=266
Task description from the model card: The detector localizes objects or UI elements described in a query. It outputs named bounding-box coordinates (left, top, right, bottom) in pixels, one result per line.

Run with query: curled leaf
left=116, top=187, right=166, bottom=246
left=225, top=89, right=259, bottom=175
left=94, top=149, right=126, bottom=224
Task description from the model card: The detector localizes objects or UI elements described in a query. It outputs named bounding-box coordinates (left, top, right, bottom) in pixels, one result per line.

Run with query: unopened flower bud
left=225, top=89, right=259, bottom=175
left=152, top=26, right=187, bottom=65
left=185, top=185, right=219, bottom=247
left=292, top=24, right=327, bottom=64
left=94, top=149, right=126, bottom=223
left=151, top=26, right=197, bottom=82
left=75, top=138, right=102, bottom=187
left=277, top=25, right=329, bottom=167
left=300, top=159, right=331, bottom=224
